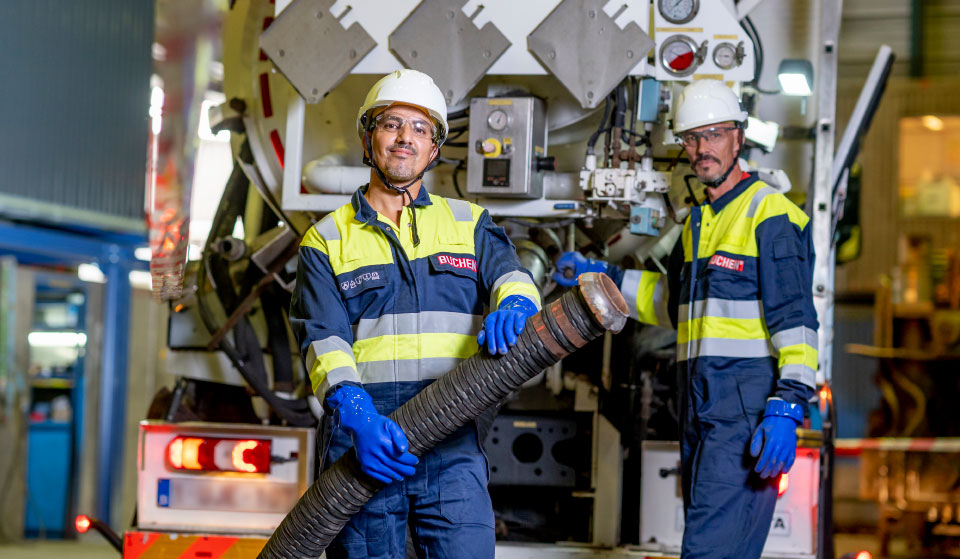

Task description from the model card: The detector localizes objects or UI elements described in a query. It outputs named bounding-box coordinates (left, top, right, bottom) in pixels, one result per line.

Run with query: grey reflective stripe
left=746, top=186, right=780, bottom=218
left=490, top=270, right=540, bottom=309
left=620, top=270, right=642, bottom=321
left=780, top=363, right=817, bottom=388
left=317, top=366, right=361, bottom=398
left=771, top=326, right=819, bottom=351
left=313, top=214, right=341, bottom=240
left=306, top=336, right=354, bottom=365
left=678, top=298, right=764, bottom=322
left=676, top=337, right=775, bottom=362
left=447, top=198, right=473, bottom=222
left=358, top=357, right=463, bottom=384
left=652, top=276, right=672, bottom=328
left=352, top=311, right=482, bottom=340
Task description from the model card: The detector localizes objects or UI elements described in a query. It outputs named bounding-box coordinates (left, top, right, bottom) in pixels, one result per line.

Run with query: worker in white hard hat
left=555, top=79, right=819, bottom=559
left=290, top=69, right=541, bottom=559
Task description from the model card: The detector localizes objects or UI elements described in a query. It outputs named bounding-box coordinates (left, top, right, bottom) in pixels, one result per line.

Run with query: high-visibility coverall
left=290, top=185, right=541, bottom=559
left=607, top=173, right=819, bottom=559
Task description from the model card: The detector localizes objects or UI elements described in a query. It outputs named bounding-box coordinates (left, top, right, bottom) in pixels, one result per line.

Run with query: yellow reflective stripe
left=677, top=316, right=768, bottom=344
left=636, top=270, right=662, bottom=326
left=308, top=349, right=359, bottom=397
left=777, top=343, right=819, bottom=370
left=353, top=333, right=479, bottom=363
left=492, top=270, right=541, bottom=309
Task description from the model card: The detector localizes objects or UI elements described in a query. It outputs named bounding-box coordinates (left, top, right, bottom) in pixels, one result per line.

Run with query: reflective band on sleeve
left=353, top=312, right=482, bottom=340
left=746, top=186, right=780, bottom=218
left=314, top=366, right=362, bottom=398
left=679, top=298, right=764, bottom=322
left=306, top=336, right=354, bottom=366
left=620, top=270, right=641, bottom=321
left=780, top=363, right=817, bottom=388
left=771, top=326, right=819, bottom=351
left=446, top=198, right=474, bottom=222
left=491, top=270, right=541, bottom=309
left=676, top=337, right=776, bottom=361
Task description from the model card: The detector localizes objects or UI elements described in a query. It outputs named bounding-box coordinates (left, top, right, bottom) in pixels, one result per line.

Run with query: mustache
left=694, top=155, right=720, bottom=166
left=388, top=142, right=417, bottom=155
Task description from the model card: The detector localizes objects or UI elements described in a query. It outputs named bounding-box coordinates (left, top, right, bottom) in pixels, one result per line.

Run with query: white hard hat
left=356, top=69, right=448, bottom=145
left=673, top=79, right=747, bottom=133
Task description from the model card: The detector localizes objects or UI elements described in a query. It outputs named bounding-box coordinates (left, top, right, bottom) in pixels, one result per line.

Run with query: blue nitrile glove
left=553, top=251, right=618, bottom=287
left=750, top=398, right=803, bottom=479
left=325, top=385, right=418, bottom=484
left=477, top=294, right=539, bottom=355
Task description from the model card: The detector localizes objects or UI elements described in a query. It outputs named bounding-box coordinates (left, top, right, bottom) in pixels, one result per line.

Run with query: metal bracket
left=389, top=0, right=511, bottom=106
left=260, top=0, right=376, bottom=104
left=527, top=0, right=654, bottom=109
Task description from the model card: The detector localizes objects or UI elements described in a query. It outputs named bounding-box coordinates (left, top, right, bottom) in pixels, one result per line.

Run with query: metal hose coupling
left=259, top=273, right=627, bottom=559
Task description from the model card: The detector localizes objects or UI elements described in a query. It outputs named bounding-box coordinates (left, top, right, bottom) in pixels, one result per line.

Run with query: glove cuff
left=764, top=397, right=803, bottom=423
left=604, top=263, right=625, bottom=289
left=498, top=294, right=539, bottom=315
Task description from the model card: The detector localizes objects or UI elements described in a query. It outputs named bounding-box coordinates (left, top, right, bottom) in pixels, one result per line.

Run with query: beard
left=381, top=143, right=421, bottom=182
left=693, top=155, right=723, bottom=184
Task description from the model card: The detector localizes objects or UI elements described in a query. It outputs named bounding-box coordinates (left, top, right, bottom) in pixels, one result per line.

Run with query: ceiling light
left=777, top=59, right=814, bottom=96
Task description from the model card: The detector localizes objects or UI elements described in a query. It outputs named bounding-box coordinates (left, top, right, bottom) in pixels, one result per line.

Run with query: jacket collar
left=351, top=183, right=433, bottom=224
left=707, top=171, right=759, bottom=213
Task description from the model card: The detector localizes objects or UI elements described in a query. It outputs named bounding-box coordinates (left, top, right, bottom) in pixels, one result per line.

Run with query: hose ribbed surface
left=260, top=274, right=627, bottom=559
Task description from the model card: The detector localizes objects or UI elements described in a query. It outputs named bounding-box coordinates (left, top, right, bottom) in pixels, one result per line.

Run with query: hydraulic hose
left=259, top=273, right=628, bottom=559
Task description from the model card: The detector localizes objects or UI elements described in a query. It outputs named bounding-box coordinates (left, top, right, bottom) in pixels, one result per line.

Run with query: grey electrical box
left=466, top=97, right=547, bottom=199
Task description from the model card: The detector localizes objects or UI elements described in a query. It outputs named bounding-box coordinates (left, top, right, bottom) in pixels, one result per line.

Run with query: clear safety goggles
left=678, top=126, right=739, bottom=148
left=373, top=113, right=436, bottom=141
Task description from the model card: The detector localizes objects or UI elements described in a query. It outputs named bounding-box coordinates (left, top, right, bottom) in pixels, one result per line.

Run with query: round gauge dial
left=659, top=35, right=700, bottom=77
left=658, top=0, right=700, bottom=25
left=487, top=109, right=508, bottom=131
left=713, top=42, right=739, bottom=70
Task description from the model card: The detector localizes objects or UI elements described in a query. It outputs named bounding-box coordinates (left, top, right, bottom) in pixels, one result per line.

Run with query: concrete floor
left=0, top=536, right=884, bottom=559
left=0, top=540, right=117, bottom=559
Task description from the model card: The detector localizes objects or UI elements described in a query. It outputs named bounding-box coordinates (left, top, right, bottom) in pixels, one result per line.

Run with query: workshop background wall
left=0, top=0, right=153, bottom=231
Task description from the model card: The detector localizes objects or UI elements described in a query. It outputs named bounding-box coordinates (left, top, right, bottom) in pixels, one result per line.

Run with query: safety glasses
left=373, top=113, right=436, bottom=142
left=678, top=126, right=739, bottom=148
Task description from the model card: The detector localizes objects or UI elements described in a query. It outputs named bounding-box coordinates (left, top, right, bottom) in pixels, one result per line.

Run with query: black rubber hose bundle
left=259, top=273, right=628, bottom=559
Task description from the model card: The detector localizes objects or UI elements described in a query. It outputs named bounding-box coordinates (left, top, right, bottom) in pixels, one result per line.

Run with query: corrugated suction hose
left=260, top=273, right=628, bottom=559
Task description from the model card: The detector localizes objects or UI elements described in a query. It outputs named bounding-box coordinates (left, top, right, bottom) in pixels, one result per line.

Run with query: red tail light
left=777, top=473, right=789, bottom=497
left=166, top=436, right=271, bottom=473
left=75, top=514, right=92, bottom=534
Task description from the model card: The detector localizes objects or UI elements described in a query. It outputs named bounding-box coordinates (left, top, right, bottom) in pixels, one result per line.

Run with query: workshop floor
left=0, top=540, right=117, bottom=559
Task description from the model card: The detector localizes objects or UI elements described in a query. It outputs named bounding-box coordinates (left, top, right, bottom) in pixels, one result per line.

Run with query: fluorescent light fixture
left=77, top=263, right=106, bottom=284
left=922, top=115, right=944, bottom=132
left=28, top=331, right=87, bottom=347
left=135, top=247, right=152, bottom=261
left=777, top=59, right=814, bottom=96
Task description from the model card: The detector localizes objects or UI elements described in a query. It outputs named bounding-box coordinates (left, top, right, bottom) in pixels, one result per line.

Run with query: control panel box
left=137, top=421, right=314, bottom=535
left=467, top=97, right=547, bottom=199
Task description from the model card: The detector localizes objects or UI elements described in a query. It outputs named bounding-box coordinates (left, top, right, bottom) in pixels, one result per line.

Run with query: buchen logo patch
left=708, top=254, right=744, bottom=272
left=340, top=271, right=381, bottom=291
left=436, top=254, right=478, bottom=273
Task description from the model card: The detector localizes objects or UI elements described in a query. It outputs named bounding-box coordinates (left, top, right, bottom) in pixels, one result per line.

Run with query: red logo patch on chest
left=708, top=254, right=744, bottom=272
left=437, top=254, right=478, bottom=272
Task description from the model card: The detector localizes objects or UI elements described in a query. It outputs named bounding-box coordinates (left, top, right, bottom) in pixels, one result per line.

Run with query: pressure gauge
left=659, top=35, right=702, bottom=77
left=658, top=0, right=699, bottom=25
left=487, top=109, right=508, bottom=131
left=713, top=42, right=739, bottom=70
